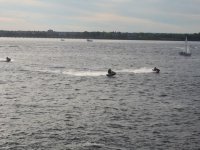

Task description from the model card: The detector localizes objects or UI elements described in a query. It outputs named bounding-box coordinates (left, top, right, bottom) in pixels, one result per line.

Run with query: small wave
left=159, top=94, right=168, bottom=97
left=37, top=69, right=62, bottom=74
left=5, top=96, right=18, bottom=100
left=9, top=45, right=19, bottom=47
left=19, top=69, right=30, bottom=72
left=50, top=66, right=66, bottom=69
left=82, top=142, right=103, bottom=148
left=0, top=80, right=6, bottom=84
left=66, top=142, right=104, bottom=149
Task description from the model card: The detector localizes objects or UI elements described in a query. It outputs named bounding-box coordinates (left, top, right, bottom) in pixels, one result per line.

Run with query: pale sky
left=0, top=0, right=200, bottom=33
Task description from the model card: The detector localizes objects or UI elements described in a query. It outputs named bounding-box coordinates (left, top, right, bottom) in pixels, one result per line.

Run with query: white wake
left=0, top=58, right=14, bottom=62
left=35, top=67, right=154, bottom=77
left=63, top=70, right=106, bottom=76
left=118, top=67, right=153, bottom=74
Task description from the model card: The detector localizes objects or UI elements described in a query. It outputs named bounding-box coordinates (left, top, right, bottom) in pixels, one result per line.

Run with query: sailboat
left=179, top=36, right=191, bottom=56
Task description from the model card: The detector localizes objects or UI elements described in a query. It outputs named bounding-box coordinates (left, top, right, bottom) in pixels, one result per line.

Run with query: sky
left=0, top=0, right=200, bottom=33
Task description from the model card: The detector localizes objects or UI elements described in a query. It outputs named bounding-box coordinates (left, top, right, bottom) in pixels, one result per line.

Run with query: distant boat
left=87, top=39, right=93, bottom=42
left=179, top=36, right=191, bottom=56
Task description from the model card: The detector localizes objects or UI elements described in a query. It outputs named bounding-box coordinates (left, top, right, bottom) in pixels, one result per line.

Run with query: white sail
left=179, top=36, right=191, bottom=56
left=185, top=36, right=190, bottom=54
left=185, top=36, right=187, bottom=53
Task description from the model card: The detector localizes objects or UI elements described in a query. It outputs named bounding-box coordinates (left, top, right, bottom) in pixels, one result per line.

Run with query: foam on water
left=62, top=70, right=106, bottom=76
left=35, top=69, right=106, bottom=76
left=0, top=58, right=6, bottom=62
left=0, top=58, right=14, bottom=62
left=37, top=69, right=62, bottom=74
left=118, top=67, right=153, bottom=74
left=35, top=67, right=154, bottom=77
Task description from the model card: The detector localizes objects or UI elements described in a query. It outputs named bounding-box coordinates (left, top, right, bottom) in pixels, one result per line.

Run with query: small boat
left=179, top=36, right=191, bottom=56
left=152, top=67, right=160, bottom=73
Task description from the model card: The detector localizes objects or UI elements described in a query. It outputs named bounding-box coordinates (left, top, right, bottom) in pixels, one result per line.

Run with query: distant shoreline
left=0, top=30, right=200, bottom=41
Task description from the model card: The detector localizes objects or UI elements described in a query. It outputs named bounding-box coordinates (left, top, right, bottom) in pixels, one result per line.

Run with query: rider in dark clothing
left=108, top=69, right=112, bottom=74
left=107, top=68, right=116, bottom=76
left=6, top=57, right=11, bottom=62
left=153, top=67, right=157, bottom=71
left=153, top=67, right=160, bottom=73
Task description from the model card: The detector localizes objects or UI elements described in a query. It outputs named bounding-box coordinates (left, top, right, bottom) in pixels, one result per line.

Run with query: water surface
left=0, top=38, right=200, bottom=149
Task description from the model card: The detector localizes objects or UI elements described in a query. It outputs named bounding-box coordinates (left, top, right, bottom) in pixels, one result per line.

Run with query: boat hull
left=179, top=52, right=191, bottom=56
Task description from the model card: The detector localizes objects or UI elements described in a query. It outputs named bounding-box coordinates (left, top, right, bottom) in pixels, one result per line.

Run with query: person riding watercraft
left=152, top=67, right=160, bottom=73
left=107, top=68, right=116, bottom=77
left=6, top=57, right=11, bottom=62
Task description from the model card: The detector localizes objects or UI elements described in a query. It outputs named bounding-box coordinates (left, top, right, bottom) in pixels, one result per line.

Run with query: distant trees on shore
left=0, top=30, right=200, bottom=41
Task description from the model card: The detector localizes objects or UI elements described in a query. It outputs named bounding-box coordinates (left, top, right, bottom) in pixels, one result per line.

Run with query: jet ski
left=106, top=69, right=116, bottom=77
left=106, top=71, right=116, bottom=77
left=6, top=57, right=11, bottom=62
left=152, top=67, right=160, bottom=73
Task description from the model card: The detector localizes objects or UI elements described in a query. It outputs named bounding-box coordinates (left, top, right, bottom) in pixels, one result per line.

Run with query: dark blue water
left=0, top=38, right=200, bottom=149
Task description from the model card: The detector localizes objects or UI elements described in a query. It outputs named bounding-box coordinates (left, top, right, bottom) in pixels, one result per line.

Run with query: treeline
left=0, top=30, right=200, bottom=41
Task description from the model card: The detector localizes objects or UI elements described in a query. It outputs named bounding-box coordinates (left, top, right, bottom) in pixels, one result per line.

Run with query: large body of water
left=0, top=38, right=200, bottom=150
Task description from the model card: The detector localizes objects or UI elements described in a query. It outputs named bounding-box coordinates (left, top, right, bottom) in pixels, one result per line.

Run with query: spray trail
left=34, top=67, right=154, bottom=77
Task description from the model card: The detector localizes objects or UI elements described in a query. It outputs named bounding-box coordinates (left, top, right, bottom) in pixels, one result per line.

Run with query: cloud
left=0, top=0, right=46, bottom=7
left=0, top=17, right=15, bottom=22
left=62, top=12, right=183, bottom=32
left=0, top=0, right=199, bottom=33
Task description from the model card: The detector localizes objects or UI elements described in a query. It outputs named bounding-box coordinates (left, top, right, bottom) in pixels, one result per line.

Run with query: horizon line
left=0, top=29, right=199, bottom=34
